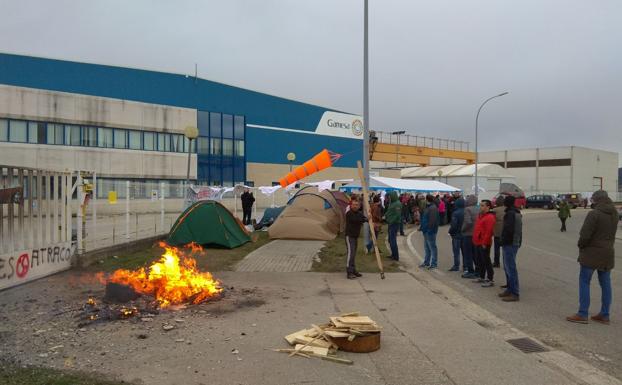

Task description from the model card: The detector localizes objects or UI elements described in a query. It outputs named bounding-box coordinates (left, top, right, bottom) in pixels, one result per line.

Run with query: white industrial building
left=401, top=163, right=516, bottom=199
left=479, top=146, right=619, bottom=196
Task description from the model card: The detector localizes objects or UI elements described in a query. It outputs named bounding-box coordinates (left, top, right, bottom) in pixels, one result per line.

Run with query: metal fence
left=373, top=131, right=471, bottom=151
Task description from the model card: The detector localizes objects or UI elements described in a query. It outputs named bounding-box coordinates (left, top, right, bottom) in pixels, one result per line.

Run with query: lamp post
left=287, top=152, right=296, bottom=172
left=184, top=126, right=199, bottom=187
left=474, top=92, right=508, bottom=201
left=392, top=130, right=406, bottom=167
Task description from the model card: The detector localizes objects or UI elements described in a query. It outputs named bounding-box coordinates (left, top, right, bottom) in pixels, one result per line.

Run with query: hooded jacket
left=449, top=198, right=465, bottom=237
left=461, top=195, right=478, bottom=236
left=577, top=191, right=618, bottom=271
left=473, top=211, right=496, bottom=247
left=385, top=191, right=402, bottom=225
left=558, top=201, right=571, bottom=219
left=420, top=201, right=439, bottom=234
left=501, top=206, right=522, bottom=247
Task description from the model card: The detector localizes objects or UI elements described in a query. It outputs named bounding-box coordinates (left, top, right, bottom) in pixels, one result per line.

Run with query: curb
left=402, top=230, right=621, bottom=385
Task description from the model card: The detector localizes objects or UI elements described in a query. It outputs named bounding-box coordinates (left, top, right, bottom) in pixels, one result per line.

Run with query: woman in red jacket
left=473, top=200, right=496, bottom=287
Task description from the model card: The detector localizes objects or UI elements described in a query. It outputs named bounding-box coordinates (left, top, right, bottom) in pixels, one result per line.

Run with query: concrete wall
left=0, top=142, right=196, bottom=179
left=0, top=85, right=196, bottom=133
left=480, top=146, right=619, bottom=195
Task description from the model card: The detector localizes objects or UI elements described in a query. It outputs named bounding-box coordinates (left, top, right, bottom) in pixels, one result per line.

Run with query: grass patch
left=0, top=362, right=128, bottom=385
left=92, top=231, right=272, bottom=272
left=313, top=224, right=401, bottom=273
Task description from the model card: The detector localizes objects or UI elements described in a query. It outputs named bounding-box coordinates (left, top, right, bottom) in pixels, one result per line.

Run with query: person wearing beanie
left=567, top=190, right=617, bottom=324
left=492, top=195, right=506, bottom=267
left=460, top=194, right=479, bottom=278
left=499, top=195, right=523, bottom=301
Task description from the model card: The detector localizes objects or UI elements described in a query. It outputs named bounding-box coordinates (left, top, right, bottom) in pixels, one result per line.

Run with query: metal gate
left=0, top=165, right=75, bottom=290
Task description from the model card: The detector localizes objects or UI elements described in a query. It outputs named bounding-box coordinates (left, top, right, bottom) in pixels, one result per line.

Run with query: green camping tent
left=167, top=200, right=251, bottom=248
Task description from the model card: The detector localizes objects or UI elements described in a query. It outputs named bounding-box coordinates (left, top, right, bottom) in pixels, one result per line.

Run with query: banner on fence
left=0, top=241, right=76, bottom=290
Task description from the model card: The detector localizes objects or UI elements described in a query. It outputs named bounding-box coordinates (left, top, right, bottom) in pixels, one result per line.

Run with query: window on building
left=222, top=139, right=233, bottom=156
left=144, top=132, right=155, bottom=150
left=0, top=119, right=8, bottom=142
left=539, top=158, right=571, bottom=167
left=98, top=127, right=114, bottom=148
left=234, top=115, right=244, bottom=139
left=47, top=123, right=64, bottom=145
left=222, top=114, right=233, bottom=139
left=10, top=120, right=27, bottom=142
left=114, top=129, right=127, bottom=149
left=235, top=140, right=245, bottom=157
left=28, top=122, right=46, bottom=144
left=196, top=137, right=209, bottom=154
left=506, top=160, right=537, bottom=168
left=81, top=126, right=97, bottom=147
left=65, top=125, right=80, bottom=146
left=183, top=137, right=195, bottom=153
left=171, top=134, right=185, bottom=153
left=209, top=112, right=221, bottom=137
left=210, top=138, right=221, bottom=155
left=157, top=133, right=171, bottom=152
left=129, top=130, right=142, bottom=150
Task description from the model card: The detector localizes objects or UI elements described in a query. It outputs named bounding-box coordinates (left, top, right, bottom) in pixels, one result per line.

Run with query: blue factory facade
left=0, top=53, right=363, bottom=187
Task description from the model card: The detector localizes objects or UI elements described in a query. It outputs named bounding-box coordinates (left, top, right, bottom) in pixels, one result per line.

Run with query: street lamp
left=474, top=92, right=508, bottom=201
left=287, top=152, right=296, bottom=172
left=392, top=130, right=406, bottom=167
left=184, top=126, right=199, bottom=187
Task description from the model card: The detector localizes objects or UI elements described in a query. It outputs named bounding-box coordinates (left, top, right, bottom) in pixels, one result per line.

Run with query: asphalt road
left=411, top=208, right=622, bottom=380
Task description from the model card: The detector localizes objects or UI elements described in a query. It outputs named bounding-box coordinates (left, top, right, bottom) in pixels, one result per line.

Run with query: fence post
left=160, top=182, right=165, bottom=233
left=125, top=180, right=130, bottom=240
left=76, top=172, right=83, bottom=254
left=93, top=172, right=97, bottom=249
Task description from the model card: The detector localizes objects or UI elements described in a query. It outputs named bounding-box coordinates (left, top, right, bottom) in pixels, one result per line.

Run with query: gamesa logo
left=351, top=119, right=363, bottom=136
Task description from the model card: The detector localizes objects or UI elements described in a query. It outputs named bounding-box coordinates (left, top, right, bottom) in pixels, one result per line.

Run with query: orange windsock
left=279, top=149, right=342, bottom=188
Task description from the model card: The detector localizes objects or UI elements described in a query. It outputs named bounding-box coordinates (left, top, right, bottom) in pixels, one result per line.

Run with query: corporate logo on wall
left=316, top=112, right=364, bottom=140
left=0, top=242, right=76, bottom=290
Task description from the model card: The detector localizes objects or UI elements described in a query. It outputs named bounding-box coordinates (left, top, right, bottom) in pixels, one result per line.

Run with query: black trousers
left=345, top=236, right=358, bottom=274
left=242, top=207, right=252, bottom=225
left=476, top=246, right=494, bottom=281
left=560, top=218, right=567, bottom=232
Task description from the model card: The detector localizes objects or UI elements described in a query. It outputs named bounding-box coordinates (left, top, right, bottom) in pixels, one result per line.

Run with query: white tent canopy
left=340, top=176, right=461, bottom=193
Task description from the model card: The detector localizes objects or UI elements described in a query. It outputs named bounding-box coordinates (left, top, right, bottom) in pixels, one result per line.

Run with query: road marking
left=524, top=243, right=621, bottom=277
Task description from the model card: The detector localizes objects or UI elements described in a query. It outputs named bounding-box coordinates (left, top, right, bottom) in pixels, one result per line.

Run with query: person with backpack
left=558, top=200, right=571, bottom=232
left=448, top=197, right=465, bottom=272
left=240, top=188, right=255, bottom=225
left=473, top=200, right=496, bottom=287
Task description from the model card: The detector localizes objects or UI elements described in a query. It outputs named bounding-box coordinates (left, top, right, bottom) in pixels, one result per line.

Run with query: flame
left=106, top=242, right=222, bottom=308
left=87, top=297, right=96, bottom=306
left=186, top=242, right=204, bottom=254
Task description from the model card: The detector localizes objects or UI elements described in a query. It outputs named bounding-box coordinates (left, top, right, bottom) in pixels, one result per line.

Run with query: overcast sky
left=1, top=0, right=620, bottom=164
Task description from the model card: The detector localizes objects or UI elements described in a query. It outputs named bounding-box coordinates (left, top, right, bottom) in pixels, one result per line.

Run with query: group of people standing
left=419, top=193, right=523, bottom=301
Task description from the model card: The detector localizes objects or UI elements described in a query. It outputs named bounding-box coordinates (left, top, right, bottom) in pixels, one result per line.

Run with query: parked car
left=556, top=193, right=583, bottom=209
left=492, top=193, right=526, bottom=209
left=525, top=195, right=557, bottom=209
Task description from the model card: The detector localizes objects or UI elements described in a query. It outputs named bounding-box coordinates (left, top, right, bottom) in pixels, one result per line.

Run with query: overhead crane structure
left=369, top=131, right=475, bottom=166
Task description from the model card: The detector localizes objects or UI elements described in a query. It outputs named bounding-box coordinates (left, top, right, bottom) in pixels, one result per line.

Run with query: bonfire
left=106, top=242, right=223, bottom=308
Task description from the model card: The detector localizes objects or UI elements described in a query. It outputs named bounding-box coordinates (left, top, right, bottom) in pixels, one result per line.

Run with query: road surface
left=410, top=208, right=622, bottom=379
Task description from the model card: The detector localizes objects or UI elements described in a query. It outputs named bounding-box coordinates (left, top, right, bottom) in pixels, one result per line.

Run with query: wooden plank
left=356, top=161, right=385, bottom=279
left=294, top=344, right=329, bottom=357
left=284, top=328, right=318, bottom=345
left=336, top=316, right=375, bottom=325
left=293, top=336, right=332, bottom=349
left=323, top=330, right=351, bottom=338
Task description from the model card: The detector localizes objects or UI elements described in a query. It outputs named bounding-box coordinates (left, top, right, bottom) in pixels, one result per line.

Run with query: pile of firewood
left=272, top=312, right=381, bottom=365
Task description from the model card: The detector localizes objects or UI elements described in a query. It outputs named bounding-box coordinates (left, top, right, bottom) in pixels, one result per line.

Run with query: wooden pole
left=356, top=161, right=385, bottom=279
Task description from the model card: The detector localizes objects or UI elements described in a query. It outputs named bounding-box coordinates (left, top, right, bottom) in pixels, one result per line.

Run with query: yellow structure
left=370, top=131, right=475, bottom=166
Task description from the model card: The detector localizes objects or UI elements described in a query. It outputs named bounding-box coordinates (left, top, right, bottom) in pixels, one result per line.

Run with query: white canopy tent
left=340, top=176, right=461, bottom=193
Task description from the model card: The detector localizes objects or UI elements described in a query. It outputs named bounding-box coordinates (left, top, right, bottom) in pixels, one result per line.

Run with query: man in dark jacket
left=460, top=195, right=479, bottom=278
left=420, top=194, right=440, bottom=269
left=345, top=198, right=368, bottom=279
left=240, top=188, right=255, bottom=225
left=566, top=190, right=617, bottom=324
left=385, top=191, right=402, bottom=261
left=448, top=197, right=465, bottom=272
left=499, top=196, right=522, bottom=302
left=492, top=195, right=505, bottom=267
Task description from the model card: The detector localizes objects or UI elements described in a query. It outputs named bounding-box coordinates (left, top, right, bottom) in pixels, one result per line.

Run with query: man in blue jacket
left=448, top=197, right=465, bottom=272
left=420, top=194, right=440, bottom=269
